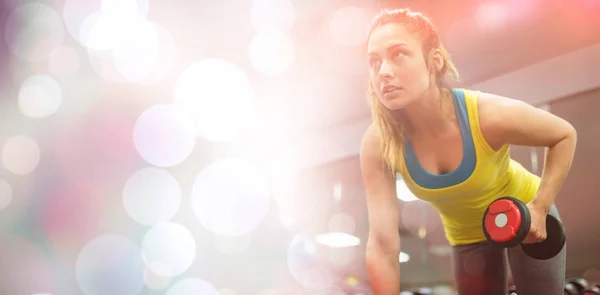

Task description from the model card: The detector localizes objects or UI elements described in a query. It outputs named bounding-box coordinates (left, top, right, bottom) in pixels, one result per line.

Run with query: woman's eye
left=394, top=51, right=407, bottom=59
left=369, top=59, right=381, bottom=67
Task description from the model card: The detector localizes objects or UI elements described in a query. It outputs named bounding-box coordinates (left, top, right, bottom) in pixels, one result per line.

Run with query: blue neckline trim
left=403, top=89, right=477, bottom=189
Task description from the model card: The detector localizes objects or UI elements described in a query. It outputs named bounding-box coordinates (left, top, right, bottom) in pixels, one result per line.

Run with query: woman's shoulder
left=360, top=124, right=381, bottom=155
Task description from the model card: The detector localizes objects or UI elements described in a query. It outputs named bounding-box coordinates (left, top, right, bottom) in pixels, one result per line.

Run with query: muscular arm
left=479, top=93, right=577, bottom=213
left=360, top=125, right=401, bottom=295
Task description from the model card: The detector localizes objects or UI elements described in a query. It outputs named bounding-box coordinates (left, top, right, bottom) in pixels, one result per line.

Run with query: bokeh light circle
left=122, top=167, right=182, bottom=226
left=5, top=3, right=65, bottom=62
left=18, top=75, right=62, bottom=118
left=248, top=30, right=295, bottom=76
left=191, top=158, right=271, bottom=237
left=75, top=234, right=145, bottom=295
left=328, top=6, right=371, bottom=47
left=250, top=0, right=296, bottom=32
left=133, top=104, right=197, bottom=167
left=1, top=135, right=41, bottom=175
left=173, top=59, right=255, bottom=142
left=141, top=222, right=196, bottom=277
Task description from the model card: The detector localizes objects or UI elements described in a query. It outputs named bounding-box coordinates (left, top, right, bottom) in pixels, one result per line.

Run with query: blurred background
left=0, top=0, right=599, bottom=294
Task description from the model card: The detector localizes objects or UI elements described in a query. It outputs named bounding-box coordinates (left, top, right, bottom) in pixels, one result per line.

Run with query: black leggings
left=451, top=205, right=566, bottom=295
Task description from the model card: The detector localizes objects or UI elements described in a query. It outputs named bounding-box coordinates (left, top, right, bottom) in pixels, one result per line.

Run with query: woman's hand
left=523, top=202, right=549, bottom=244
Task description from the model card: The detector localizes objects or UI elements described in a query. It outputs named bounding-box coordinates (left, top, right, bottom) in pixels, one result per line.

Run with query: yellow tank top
left=397, top=88, right=540, bottom=246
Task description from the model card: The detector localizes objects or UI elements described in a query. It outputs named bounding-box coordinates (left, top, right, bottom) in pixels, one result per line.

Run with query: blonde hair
left=367, top=8, right=460, bottom=173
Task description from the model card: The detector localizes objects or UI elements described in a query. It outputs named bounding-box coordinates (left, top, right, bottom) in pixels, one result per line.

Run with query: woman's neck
left=401, top=87, right=455, bottom=137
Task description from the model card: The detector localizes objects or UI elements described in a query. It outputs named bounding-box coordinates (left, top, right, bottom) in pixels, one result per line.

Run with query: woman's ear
left=429, top=48, right=444, bottom=74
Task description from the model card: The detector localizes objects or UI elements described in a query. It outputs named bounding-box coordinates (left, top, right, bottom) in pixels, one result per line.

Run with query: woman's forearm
left=531, top=130, right=577, bottom=212
left=366, top=242, right=401, bottom=295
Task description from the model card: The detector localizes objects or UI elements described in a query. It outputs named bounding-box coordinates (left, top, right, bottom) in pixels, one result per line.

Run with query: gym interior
left=0, top=0, right=598, bottom=294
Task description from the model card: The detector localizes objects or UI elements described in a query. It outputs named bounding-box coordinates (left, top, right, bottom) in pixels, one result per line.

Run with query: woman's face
left=367, top=23, right=433, bottom=110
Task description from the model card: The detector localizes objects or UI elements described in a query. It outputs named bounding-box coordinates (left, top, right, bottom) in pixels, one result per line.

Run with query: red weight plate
left=484, top=200, right=523, bottom=243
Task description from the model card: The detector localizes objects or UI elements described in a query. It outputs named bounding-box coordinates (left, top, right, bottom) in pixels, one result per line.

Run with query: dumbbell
left=565, top=278, right=589, bottom=295
left=482, top=196, right=566, bottom=260
left=584, top=285, right=600, bottom=295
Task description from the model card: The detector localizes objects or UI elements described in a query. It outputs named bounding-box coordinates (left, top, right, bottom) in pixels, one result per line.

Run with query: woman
left=360, top=8, right=577, bottom=295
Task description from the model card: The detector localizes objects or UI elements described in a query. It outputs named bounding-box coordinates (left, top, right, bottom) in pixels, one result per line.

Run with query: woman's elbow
left=366, top=233, right=400, bottom=257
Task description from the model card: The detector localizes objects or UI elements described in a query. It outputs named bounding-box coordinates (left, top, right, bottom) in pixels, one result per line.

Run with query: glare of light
left=87, top=46, right=127, bottom=83
left=79, top=12, right=117, bottom=51
left=141, top=222, right=196, bottom=277
left=132, top=104, right=197, bottom=167
left=475, top=1, right=508, bottom=30
left=101, top=0, right=148, bottom=19
left=0, top=180, right=12, bottom=211
left=164, top=278, right=219, bottom=295
left=122, top=167, right=182, bottom=226
left=314, top=232, right=360, bottom=248
left=63, top=0, right=148, bottom=48
left=1, top=135, right=41, bottom=175
left=78, top=0, right=149, bottom=51
left=137, top=23, right=179, bottom=85
left=4, top=3, right=65, bottom=62
left=63, top=0, right=102, bottom=46
left=48, top=45, right=80, bottom=77
left=173, top=59, right=255, bottom=142
left=81, top=12, right=158, bottom=82
left=248, top=30, right=295, bottom=76
left=396, top=177, right=418, bottom=202
left=399, top=252, right=410, bottom=263
left=431, top=286, right=455, bottom=294
left=233, top=108, right=290, bottom=162
left=268, top=148, right=298, bottom=199
left=328, top=6, right=371, bottom=47
left=418, top=227, right=427, bottom=239
left=250, top=0, right=296, bottom=32
left=75, top=235, right=145, bottom=295
left=333, top=182, right=342, bottom=201
left=191, top=158, right=271, bottom=237
left=345, top=276, right=358, bottom=286
left=112, top=19, right=159, bottom=82
left=278, top=209, right=296, bottom=228
left=18, top=75, right=62, bottom=119
left=429, top=245, right=452, bottom=257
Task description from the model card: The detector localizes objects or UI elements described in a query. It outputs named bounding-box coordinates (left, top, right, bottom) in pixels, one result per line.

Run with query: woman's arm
left=360, top=124, right=402, bottom=295
left=479, top=92, right=577, bottom=213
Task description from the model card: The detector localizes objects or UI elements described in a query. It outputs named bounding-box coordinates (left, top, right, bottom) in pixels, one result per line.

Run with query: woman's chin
left=383, top=96, right=410, bottom=110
